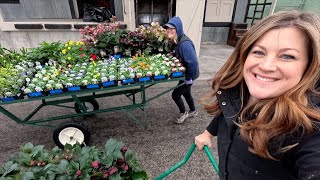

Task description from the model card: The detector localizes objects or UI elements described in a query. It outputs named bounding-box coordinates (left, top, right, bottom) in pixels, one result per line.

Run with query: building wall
left=0, top=0, right=72, bottom=21
left=274, top=0, right=320, bottom=14
left=201, top=27, right=229, bottom=43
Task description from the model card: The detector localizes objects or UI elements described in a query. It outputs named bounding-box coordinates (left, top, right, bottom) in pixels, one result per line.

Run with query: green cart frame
left=0, top=77, right=184, bottom=147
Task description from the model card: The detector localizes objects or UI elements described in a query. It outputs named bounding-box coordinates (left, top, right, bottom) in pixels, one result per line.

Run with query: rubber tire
left=74, top=99, right=99, bottom=117
left=53, top=122, right=90, bottom=149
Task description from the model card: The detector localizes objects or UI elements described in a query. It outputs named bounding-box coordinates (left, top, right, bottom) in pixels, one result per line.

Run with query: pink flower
left=91, top=161, right=99, bottom=168
left=76, top=170, right=82, bottom=176
left=108, top=167, right=118, bottom=175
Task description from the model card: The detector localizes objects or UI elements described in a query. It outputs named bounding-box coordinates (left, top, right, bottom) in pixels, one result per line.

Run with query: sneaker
left=188, top=110, right=198, bottom=118
left=175, top=111, right=189, bottom=124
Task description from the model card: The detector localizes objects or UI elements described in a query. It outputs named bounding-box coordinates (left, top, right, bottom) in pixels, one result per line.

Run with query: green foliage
left=0, top=139, right=148, bottom=180
left=0, top=44, right=26, bottom=68
left=25, top=41, right=63, bottom=65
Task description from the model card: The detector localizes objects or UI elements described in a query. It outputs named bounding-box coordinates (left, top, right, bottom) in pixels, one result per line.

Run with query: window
left=0, top=0, right=19, bottom=3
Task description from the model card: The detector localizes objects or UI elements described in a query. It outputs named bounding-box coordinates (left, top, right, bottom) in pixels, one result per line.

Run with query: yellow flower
left=46, top=75, right=50, bottom=79
left=64, top=43, right=68, bottom=47
left=62, top=49, right=67, bottom=54
left=67, top=57, right=72, bottom=60
left=76, top=42, right=79, bottom=45
left=68, top=47, right=71, bottom=50
left=54, top=70, right=59, bottom=76
left=79, top=41, right=84, bottom=45
left=69, top=41, right=74, bottom=45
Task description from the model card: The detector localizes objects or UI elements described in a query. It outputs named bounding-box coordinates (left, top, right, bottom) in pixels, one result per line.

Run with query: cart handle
left=155, top=143, right=219, bottom=180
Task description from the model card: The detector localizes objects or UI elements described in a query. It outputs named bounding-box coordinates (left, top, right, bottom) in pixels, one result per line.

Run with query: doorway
left=135, top=0, right=176, bottom=27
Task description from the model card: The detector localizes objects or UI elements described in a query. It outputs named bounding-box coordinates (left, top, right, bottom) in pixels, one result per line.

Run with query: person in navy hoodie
left=163, top=16, right=200, bottom=124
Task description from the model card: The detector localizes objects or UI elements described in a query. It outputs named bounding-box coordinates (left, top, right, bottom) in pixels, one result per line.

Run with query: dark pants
left=172, top=81, right=196, bottom=113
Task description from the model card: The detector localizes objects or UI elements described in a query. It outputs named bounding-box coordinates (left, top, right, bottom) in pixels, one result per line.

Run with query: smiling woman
left=243, top=27, right=309, bottom=102
left=195, top=10, right=320, bottom=180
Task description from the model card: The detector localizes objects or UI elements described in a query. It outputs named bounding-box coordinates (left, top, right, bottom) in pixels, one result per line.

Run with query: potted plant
left=0, top=139, right=148, bottom=179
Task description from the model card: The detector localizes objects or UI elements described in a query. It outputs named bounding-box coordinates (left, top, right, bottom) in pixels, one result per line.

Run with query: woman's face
left=166, top=28, right=177, bottom=39
left=243, top=27, right=309, bottom=101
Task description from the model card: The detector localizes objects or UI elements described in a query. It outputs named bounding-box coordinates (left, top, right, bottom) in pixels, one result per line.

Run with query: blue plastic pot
left=171, top=71, right=184, bottom=78
left=138, top=76, right=151, bottom=82
left=102, top=81, right=116, bottom=87
left=86, top=84, right=100, bottom=89
left=1, top=96, right=17, bottom=102
left=121, top=78, right=135, bottom=85
left=67, top=86, right=81, bottom=92
left=49, top=89, right=63, bottom=94
left=28, top=92, right=43, bottom=97
left=154, top=75, right=166, bottom=80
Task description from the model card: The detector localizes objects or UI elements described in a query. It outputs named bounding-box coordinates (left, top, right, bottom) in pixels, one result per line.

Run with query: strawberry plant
left=0, top=138, right=148, bottom=180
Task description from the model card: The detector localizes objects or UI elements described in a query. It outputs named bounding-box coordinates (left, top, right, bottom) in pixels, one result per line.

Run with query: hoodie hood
left=166, top=16, right=184, bottom=37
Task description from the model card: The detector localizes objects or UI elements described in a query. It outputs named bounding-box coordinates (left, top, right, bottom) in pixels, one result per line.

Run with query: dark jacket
left=207, top=87, right=320, bottom=180
left=166, top=16, right=199, bottom=81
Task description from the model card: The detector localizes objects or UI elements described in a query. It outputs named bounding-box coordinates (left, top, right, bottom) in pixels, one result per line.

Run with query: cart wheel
left=74, top=99, right=99, bottom=117
left=53, top=122, right=90, bottom=149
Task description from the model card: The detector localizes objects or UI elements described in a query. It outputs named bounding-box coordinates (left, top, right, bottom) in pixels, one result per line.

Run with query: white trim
left=269, top=0, right=277, bottom=15
left=73, top=0, right=79, bottom=19
left=0, top=8, right=3, bottom=22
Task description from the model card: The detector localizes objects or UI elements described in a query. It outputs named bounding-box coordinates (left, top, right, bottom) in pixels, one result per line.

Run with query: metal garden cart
left=0, top=77, right=185, bottom=148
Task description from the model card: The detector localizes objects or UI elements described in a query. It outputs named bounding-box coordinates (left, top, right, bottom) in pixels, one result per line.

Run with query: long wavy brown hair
left=202, top=11, right=320, bottom=160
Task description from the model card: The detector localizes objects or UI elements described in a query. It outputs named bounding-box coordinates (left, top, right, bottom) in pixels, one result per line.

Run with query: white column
left=0, top=8, right=4, bottom=22
left=123, top=0, right=136, bottom=31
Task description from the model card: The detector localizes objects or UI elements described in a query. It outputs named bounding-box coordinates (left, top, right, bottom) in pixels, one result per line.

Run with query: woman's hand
left=195, top=130, right=213, bottom=150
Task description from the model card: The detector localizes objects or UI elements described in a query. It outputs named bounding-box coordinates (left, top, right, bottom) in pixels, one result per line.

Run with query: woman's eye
left=252, top=51, right=264, bottom=56
left=281, top=54, right=295, bottom=60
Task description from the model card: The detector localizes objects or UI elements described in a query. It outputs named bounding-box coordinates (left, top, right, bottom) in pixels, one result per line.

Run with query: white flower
left=35, top=87, right=43, bottom=92
left=82, top=63, right=87, bottom=66
left=130, top=73, right=135, bottom=78
left=56, top=84, right=63, bottom=89
left=38, top=74, right=43, bottom=79
left=26, top=78, right=30, bottom=82
left=24, top=88, right=32, bottom=94
left=101, top=77, right=108, bottom=82
left=92, top=79, right=98, bottom=83
left=41, top=70, right=46, bottom=74
left=32, top=78, right=38, bottom=83
left=155, top=70, right=160, bottom=76
left=48, top=80, right=54, bottom=84
left=66, top=83, right=73, bottom=87
left=70, top=74, right=75, bottom=77
left=35, top=62, right=41, bottom=66
left=46, top=84, right=53, bottom=90
left=76, top=77, right=81, bottom=80
left=82, top=80, right=88, bottom=85
left=120, top=75, right=125, bottom=80
left=5, top=92, right=13, bottom=97
left=109, top=75, right=115, bottom=81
